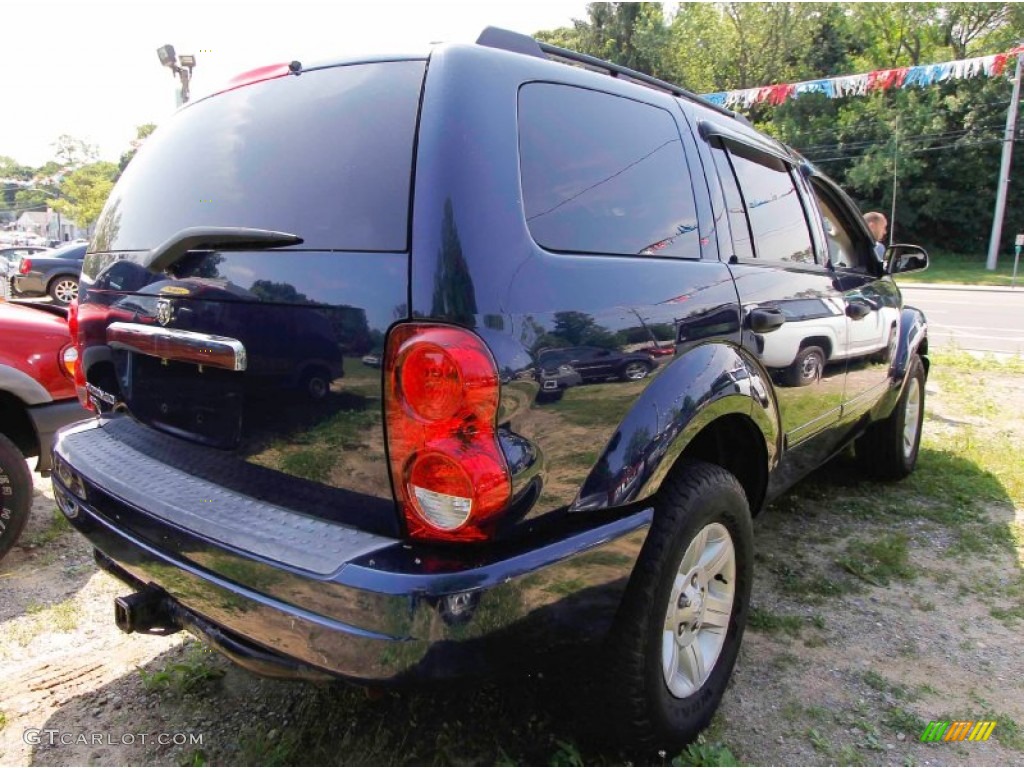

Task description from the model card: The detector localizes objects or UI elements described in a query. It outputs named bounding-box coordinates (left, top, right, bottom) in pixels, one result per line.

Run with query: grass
left=862, top=670, right=910, bottom=699
left=279, top=449, right=335, bottom=483
left=747, top=607, right=803, bottom=635
left=807, top=727, right=831, bottom=755
left=883, top=707, right=925, bottom=734
left=0, top=709, right=6, bottom=731
left=837, top=534, right=915, bottom=586
left=22, top=506, right=72, bottom=547
left=895, top=250, right=1023, bottom=286
left=180, top=750, right=207, bottom=767
left=929, top=349, right=1024, bottom=375
left=50, top=599, right=80, bottom=631
left=989, top=714, right=1024, bottom=751
left=139, top=642, right=225, bottom=696
left=672, top=740, right=739, bottom=766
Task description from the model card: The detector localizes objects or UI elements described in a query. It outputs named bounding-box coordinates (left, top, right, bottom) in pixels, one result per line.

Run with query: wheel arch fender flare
left=570, top=342, right=780, bottom=514
left=892, top=306, right=928, bottom=381
left=872, top=305, right=928, bottom=421
left=0, top=363, right=52, bottom=406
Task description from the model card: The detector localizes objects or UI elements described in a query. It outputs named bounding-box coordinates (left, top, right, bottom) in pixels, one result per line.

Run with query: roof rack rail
left=475, top=26, right=747, bottom=124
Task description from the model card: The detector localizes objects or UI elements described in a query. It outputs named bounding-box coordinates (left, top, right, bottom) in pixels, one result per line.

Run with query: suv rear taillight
left=18, top=258, right=31, bottom=274
left=384, top=324, right=510, bottom=542
left=67, top=300, right=93, bottom=411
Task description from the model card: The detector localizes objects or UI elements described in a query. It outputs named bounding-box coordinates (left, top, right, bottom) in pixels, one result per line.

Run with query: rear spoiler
left=145, top=227, right=303, bottom=274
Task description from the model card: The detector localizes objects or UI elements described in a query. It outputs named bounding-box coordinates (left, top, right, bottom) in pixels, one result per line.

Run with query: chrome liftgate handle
left=106, top=322, right=247, bottom=372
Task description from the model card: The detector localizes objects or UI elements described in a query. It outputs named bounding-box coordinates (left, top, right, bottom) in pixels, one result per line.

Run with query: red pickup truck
left=0, top=300, right=91, bottom=559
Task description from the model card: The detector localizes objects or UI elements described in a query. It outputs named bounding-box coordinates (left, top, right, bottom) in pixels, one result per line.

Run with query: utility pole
left=986, top=48, right=1023, bottom=270
left=890, top=116, right=899, bottom=246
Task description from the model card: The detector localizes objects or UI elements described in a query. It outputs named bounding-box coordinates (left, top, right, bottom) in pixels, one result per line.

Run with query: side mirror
left=886, top=244, right=929, bottom=275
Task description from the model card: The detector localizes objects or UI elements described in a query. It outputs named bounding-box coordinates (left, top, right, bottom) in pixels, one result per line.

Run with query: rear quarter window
left=518, top=83, right=700, bottom=258
left=92, top=60, right=426, bottom=254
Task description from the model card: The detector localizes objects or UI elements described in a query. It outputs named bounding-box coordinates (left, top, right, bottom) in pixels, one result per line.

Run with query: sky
left=1, top=0, right=589, bottom=168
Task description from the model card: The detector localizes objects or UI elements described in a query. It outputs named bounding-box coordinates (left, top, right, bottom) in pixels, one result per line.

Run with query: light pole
left=157, top=45, right=196, bottom=106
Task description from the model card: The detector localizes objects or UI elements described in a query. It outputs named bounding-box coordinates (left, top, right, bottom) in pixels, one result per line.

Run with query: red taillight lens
left=400, top=344, right=463, bottom=421
left=385, top=324, right=510, bottom=542
left=19, top=258, right=31, bottom=274
left=67, top=300, right=93, bottom=411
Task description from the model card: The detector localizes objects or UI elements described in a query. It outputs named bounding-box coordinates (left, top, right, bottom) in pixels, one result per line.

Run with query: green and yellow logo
left=920, top=721, right=997, bottom=742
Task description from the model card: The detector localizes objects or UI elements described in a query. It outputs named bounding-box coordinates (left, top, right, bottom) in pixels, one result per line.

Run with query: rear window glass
left=92, top=60, right=426, bottom=253
left=518, top=83, right=700, bottom=258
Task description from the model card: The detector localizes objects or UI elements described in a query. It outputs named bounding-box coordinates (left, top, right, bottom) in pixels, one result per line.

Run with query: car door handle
left=846, top=301, right=871, bottom=321
left=747, top=308, right=786, bottom=333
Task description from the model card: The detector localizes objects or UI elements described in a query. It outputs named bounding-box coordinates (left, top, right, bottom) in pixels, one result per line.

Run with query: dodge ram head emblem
left=156, top=298, right=174, bottom=326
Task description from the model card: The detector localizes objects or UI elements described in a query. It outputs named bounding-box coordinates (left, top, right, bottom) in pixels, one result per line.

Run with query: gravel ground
left=0, top=366, right=1022, bottom=766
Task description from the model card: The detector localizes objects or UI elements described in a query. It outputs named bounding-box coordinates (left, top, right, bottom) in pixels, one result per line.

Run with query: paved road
left=898, top=284, right=1024, bottom=355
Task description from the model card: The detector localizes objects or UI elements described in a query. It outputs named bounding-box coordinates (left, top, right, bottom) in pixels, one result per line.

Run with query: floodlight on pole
left=156, top=44, right=196, bottom=106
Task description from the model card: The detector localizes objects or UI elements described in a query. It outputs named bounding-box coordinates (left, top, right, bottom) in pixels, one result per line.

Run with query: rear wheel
left=785, top=345, right=825, bottom=387
left=856, top=354, right=926, bottom=480
left=622, top=360, right=653, bottom=381
left=301, top=367, right=332, bottom=400
left=605, top=462, right=753, bottom=752
left=0, top=433, right=33, bottom=562
left=48, top=275, right=79, bottom=305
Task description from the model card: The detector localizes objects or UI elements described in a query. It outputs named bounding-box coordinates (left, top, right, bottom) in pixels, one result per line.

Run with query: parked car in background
left=12, top=241, right=87, bottom=305
left=755, top=292, right=900, bottom=386
left=0, top=246, right=51, bottom=278
left=538, top=345, right=658, bottom=384
left=54, top=28, right=931, bottom=752
left=0, top=301, right=92, bottom=560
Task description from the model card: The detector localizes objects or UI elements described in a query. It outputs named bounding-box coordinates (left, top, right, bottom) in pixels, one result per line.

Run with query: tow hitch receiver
left=114, top=589, right=180, bottom=635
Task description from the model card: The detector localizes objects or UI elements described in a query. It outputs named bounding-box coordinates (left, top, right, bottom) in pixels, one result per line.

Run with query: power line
left=794, top=121, right=1009, bottom=152
left=809, top=137, right=1005, bottom=164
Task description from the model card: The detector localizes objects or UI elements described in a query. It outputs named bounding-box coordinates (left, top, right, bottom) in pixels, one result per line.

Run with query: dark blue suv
left=53, top=28, right=930, bottom=750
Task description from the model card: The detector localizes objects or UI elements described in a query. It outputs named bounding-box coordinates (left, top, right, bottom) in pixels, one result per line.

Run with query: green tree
left=118, top=123, right=158, bottom=177
left=51, top=134, right=98, bottom=169
left=52, top=161, right=118, bottom=232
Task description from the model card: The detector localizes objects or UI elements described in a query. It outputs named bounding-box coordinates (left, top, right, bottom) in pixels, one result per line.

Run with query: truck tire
left=0, top=433, right=33, bottom=561
left=605, top=461, right=753, bottom=753
left=856, top=354, right=926, bottom=480
left=784, top=345, right=825, bottom=387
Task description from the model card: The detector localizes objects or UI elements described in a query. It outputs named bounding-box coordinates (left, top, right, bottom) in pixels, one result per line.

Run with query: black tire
left=48, top=275, right=79, bottom=305
left=0, top=433, right=33, bottom=562
left=784, top=345, right=825, bottom=387
left=621, top=360, right=653, bottom=382
left=300, top=367, right=332, bottom=400
left=856, top=354, right=926, bottom=480
left=605, top=461, right=753, bottom=753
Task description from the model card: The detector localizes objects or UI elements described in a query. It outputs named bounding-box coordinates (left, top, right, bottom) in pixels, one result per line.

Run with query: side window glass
left=810, top=183, right=870, bottom=272
left=725, top=142, right=814, bottom=265
left=710, top=142, right=754, bottom=262
left=519, top=83, right=700, bottom=258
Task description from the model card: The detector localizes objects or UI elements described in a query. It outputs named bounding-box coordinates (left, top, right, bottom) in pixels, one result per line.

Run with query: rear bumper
left=53, top=420, right=650, bottom=683
left=11, top=273, right=45, bottom=296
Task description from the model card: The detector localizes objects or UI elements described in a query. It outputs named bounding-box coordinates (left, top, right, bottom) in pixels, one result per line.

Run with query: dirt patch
left=0, top=363, right=1022, bottom=766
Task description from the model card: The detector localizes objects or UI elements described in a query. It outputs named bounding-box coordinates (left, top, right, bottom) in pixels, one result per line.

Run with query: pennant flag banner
left=703, top=46, right=1024, bottom=110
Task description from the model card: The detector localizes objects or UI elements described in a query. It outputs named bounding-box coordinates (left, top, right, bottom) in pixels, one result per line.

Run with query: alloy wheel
left=661, top=522, right=736, bottom=698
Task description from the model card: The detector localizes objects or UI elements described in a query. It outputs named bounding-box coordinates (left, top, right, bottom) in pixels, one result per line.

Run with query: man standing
left=864, top=211, right=888, bottom=263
